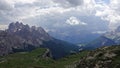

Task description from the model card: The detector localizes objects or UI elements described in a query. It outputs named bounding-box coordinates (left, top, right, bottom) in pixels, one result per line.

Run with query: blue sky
left=103, top=0, right=110, bottom=3
left=95, top=0, right=110, bottom=4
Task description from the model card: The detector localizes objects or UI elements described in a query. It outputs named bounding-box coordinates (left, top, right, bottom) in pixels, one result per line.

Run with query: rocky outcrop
left=76, top=46, right=120, bottom=68
left=0, top=31, right=24, bottom=56
left=42, top=49, right=52, bottom=58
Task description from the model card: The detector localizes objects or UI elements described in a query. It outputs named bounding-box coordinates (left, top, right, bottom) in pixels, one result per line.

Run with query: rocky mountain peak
left=0, top=22, right=52, bottom=56
left=8, top=22, right=48, bottom=35
left=8, top=21, right=30, bottom=32
left=1, top=22, right=51, bottom=48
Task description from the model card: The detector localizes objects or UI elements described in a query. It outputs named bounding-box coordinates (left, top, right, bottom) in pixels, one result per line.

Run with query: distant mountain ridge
left=85, top=26, right=120, bottom=49
left=0, top=22, right=79, bottom=59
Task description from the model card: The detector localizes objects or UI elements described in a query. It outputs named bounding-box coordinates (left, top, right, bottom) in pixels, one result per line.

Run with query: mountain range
left=0, top=22, right=79, bottom=59
left=84, top=26, right=120, bottom=50
left=0, top=22, right=120, bottom=68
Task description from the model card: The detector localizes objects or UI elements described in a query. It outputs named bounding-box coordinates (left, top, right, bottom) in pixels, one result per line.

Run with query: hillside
left=0, top=48, right=88, bottom=68
left=0, top=45, right=120, bottom=68
left=0, top=48, right=54, bottom=68
left=85, top=26, right=120, bottom=49
left=85, top=36, right=116, bottom=50
left=77, top=45, right=120, bottom=68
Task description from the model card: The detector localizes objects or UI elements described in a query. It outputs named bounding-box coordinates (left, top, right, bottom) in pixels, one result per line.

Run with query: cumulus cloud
left=95, top=0, right=120, bottom=30
left=0, top=0, right=119, bottom=32
left=66, top=16, right=87, bottom=26
left=0, top=25, right=8, bottom=30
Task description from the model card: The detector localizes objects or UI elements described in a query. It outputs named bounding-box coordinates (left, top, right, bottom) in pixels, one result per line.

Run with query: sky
left=0, top=0, right=120, bottom=32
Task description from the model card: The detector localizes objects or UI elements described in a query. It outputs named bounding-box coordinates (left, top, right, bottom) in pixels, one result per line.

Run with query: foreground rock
left=76, top=46, right=120, bottom=68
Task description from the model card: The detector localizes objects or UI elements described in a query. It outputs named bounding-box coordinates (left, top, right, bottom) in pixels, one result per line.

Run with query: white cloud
left=0, top=0, right=119, bottom=32
left=0, top=25, right=8, bottom=30
left=95, top=0, right=120, bottom=30
left=66, top=16, right=87, bottom=26
left=92, top=31, right=107, bottom=34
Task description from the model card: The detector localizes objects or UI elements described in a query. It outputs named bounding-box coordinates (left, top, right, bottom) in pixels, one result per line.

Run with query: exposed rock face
left=0, top=31, right=24, bottom=56
left=7, top=22, right=52, bottom=42
left=76, top=46, right=120, bottom=68
left=0, top=22, right=52, bottom=56
left=10, top=22, right=52, bottom=44
left=0, top=22, right=79, bottom=59
left=42, top=49, right=52, bottom=58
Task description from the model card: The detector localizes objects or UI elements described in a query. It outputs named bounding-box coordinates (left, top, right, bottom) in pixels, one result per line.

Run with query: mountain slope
left=85, top=36, right=116, bottom=50
left=0, top=22, right=79, bottom=59
left=0, top=48, right=54, bottom=68
left=85, top=26, right=120, bottom=49
left=0, top=47, right=88, bottom=68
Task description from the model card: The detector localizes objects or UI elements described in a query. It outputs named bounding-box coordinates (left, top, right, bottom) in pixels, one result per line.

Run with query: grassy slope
left=0, top=46, right=120, bottom=68
left=0, top=48, right=88, bottom=68
left=54, top=51, right=88, bottom=68
left=0, top=48, right=54, bottom=68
